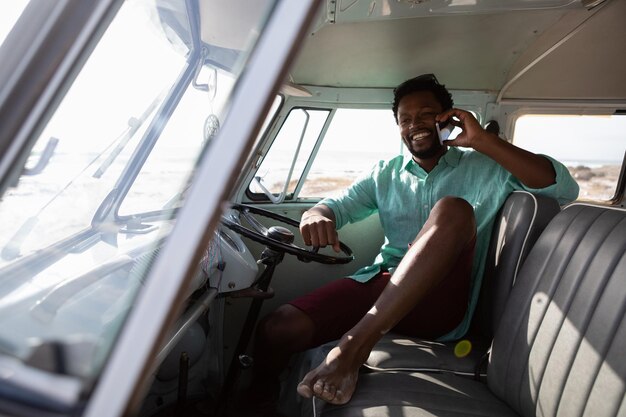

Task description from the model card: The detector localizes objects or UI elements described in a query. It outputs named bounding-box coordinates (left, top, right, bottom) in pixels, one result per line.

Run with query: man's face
left=397, top=90, right=445, bottom=160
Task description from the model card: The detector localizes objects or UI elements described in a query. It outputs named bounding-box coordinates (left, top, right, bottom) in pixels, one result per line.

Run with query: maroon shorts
left=289, top=237, right=475, bottom=347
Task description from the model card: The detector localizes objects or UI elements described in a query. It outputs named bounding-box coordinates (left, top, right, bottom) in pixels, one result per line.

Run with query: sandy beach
left=569, top=164, right=621, bottom=201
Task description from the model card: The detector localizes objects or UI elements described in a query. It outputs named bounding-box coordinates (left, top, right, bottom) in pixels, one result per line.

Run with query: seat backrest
left=472, top=191, right=561, bottom=339
left=488, top=204, right=626, bottom=417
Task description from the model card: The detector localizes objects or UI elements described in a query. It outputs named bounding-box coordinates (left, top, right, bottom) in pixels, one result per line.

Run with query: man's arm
left=300, top=204, right=341, bottom=253
left=438, top=109, right=556, bottom=189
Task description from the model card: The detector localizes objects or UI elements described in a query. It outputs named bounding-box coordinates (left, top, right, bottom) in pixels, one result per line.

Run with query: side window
left=248, top=107, right=403, bottom=201
left=248, top=108, right=330, bottom=201
left=513, top=114, right=626, bottom=201
left=299, top=109, right=401, bottom=198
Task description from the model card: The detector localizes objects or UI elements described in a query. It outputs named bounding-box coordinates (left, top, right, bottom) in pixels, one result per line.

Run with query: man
left=252, top=74, right=579, bottom=406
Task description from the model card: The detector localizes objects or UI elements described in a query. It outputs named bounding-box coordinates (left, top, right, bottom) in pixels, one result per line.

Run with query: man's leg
left=250, top=304, right=315, bottom=397
left=297, top=196, right=477, bottom=404
left=250, top=274, right=402, bottom=397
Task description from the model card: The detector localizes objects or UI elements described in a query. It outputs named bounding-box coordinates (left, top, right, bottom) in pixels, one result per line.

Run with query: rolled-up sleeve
left=319, top=173, right=378, bottom=229
left=509, top=155, right=579, bottom=205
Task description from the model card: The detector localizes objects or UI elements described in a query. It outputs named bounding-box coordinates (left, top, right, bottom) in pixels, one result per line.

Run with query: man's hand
left=436, top=108, right=494, bottom=151
left=436, top=108, right=557, bottom=189
left=300, top=205, right=341, bottom=253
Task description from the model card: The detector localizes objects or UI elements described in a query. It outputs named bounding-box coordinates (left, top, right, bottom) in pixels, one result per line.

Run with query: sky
left=514, top=114, right=625, bottom=164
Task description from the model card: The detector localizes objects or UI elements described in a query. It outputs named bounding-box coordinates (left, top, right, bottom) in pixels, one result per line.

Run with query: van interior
left=0, top=0, right=624, bottom=417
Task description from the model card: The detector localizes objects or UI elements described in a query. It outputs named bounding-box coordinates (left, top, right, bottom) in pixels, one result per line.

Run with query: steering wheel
left=221, top=203, right=354, bottom=265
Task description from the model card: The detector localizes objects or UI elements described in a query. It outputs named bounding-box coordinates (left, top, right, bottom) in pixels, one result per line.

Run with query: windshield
left=0, top=0, right=275, bottom=404
left=0, top=1, right=186, bottom=267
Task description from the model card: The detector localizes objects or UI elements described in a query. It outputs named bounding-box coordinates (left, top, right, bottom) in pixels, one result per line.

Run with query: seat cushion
left=315, top=371, right=519, bottom=417
left=365, top=334, right=488, bottom=376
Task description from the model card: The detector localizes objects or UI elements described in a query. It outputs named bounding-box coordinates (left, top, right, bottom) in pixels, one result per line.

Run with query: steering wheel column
left=217, top=224, right=296, bottom=414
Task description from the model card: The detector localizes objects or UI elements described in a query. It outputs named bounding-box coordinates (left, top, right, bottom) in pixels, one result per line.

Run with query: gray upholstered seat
left=361, top=191, right=560, bottom=376
left=313, top=203, right=626, bottom=416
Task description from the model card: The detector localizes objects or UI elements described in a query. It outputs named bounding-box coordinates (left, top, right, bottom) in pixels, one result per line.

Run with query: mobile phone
left=436, top=121, right=453, bottom=145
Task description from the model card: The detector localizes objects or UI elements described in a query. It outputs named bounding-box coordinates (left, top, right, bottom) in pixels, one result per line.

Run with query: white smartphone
left=436, top=121, right=454, bottom=145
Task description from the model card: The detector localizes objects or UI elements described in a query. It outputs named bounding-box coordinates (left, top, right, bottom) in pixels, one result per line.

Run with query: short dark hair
left=392, top=74, right=454, bottom=122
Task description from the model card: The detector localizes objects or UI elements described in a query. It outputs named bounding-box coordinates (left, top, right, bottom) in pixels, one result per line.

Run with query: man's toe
left=313, top=379, right=325, bottom=395
left=320, top=383, right=336, bottom=402
left=297, top=382, right=313, bottom=398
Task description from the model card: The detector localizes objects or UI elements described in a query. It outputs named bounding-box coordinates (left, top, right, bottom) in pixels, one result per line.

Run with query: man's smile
left=410, top=130, right=431, bottom=142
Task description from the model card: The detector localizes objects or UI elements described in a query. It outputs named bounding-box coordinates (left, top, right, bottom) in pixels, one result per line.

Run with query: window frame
left=244, top=105, right=335, bottom=202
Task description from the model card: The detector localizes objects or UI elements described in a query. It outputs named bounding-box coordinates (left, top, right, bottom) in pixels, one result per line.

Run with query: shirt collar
left=402, top=153, right=415, bottom=170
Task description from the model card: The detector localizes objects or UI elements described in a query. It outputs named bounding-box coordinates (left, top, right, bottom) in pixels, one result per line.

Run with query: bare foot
left=296, top=343, right=364, bottom=405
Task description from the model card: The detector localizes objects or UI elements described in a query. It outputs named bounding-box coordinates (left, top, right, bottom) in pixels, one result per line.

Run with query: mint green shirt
left=320, top=147, right=579, bottom=340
